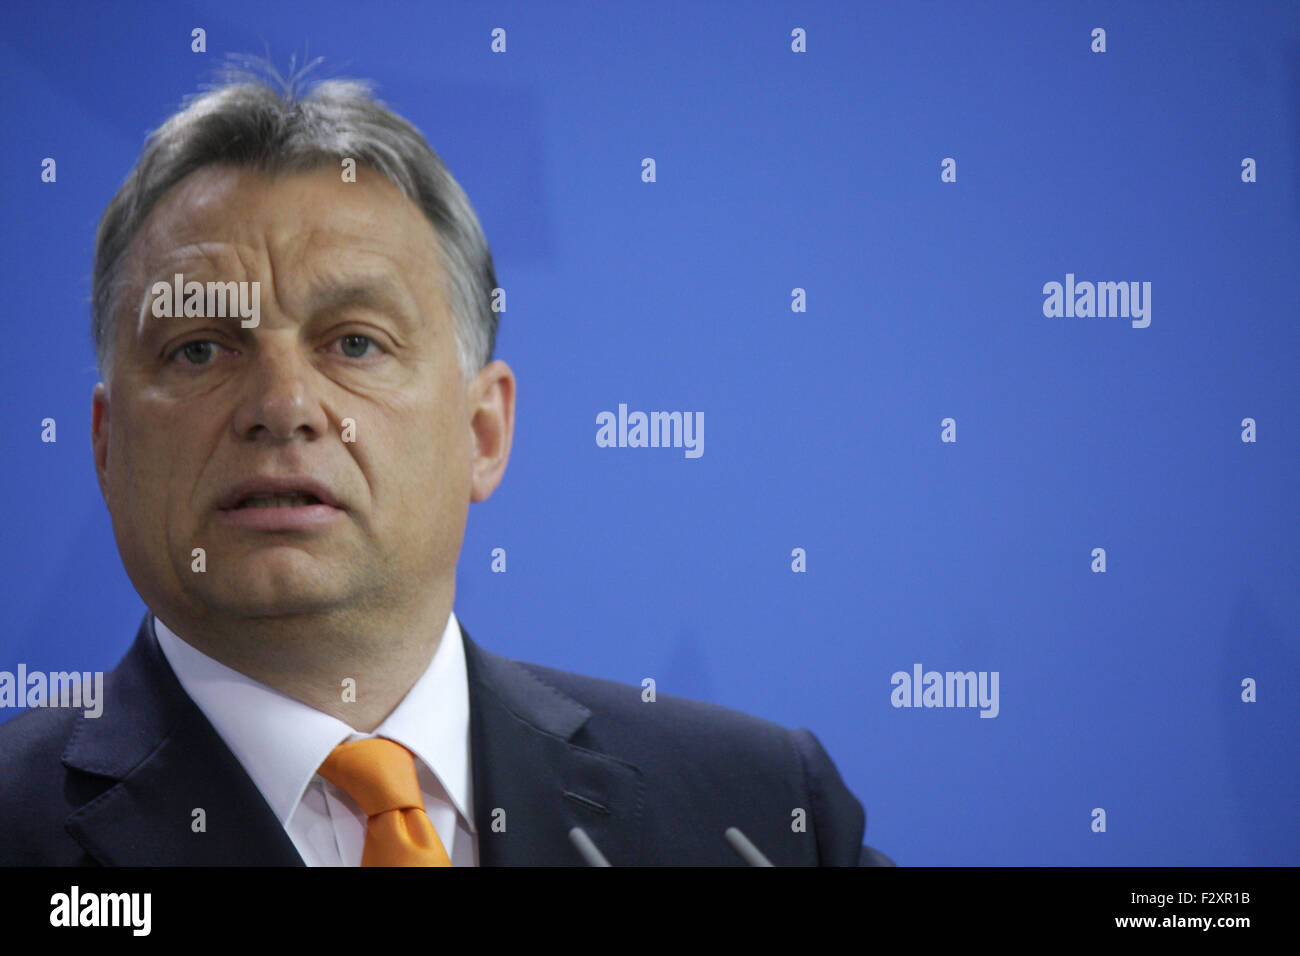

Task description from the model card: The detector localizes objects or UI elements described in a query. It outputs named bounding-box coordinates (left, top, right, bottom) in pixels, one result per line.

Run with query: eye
left=335, top=334, right=380, bottom=359
left=171, top=340, right=221, bottom=365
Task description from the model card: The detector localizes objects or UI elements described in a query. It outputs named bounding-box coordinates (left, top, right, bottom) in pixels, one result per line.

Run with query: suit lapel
left=460, top=623, right=644, bottom=866
left=60, top=613, right=643, bottom=866
left=62, top=614, right=303, bottom=866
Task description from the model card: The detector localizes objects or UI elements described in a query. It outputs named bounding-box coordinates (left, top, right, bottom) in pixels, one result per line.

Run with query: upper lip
left=218, top=477, right=343, bottom=510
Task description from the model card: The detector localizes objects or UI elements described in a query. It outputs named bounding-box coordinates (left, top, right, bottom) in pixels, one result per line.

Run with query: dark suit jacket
left=0, top=613, right=893, bottom=866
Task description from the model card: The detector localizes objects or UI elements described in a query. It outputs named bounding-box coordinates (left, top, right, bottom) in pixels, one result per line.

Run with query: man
left=0, top=58, right=892, bottom=866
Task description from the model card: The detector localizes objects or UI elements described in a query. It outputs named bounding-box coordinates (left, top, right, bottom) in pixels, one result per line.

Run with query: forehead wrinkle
left=155, top=239, right=241, bottom=269
left=129, top=239, right=254, bottom=342
left=265, top=234, right=292, bottom=331
left=307, top=271, right=421, bottom=329
left=134, top=283, right=152, bottom=342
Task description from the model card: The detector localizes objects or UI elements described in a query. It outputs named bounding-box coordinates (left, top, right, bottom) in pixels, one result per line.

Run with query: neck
left=159, top=583, right=454, bottom=733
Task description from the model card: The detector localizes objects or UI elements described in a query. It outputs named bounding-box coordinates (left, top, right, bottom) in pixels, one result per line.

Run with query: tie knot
left=317, top=738, right=424, bottom=817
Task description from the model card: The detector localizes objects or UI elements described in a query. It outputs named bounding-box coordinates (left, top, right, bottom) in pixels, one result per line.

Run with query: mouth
left=216, top=478, right=345, bottom=531
left=228, top=492, right=326, bottom=510
left=217, top=478, right=343, bottom=512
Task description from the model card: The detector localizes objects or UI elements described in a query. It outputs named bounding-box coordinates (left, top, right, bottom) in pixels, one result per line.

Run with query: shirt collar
left=151, top=610, right=473, bottom=830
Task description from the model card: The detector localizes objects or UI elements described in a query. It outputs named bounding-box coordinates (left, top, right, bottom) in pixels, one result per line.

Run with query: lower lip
left=218, top=503, right=345, bottom=531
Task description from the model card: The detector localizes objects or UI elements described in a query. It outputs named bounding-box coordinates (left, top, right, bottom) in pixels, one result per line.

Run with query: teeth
left=236, top=493, right=321, bottom=509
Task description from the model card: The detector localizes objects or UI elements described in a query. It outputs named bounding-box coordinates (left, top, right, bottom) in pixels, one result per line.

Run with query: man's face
left=92, top=164, right=504, bottom=628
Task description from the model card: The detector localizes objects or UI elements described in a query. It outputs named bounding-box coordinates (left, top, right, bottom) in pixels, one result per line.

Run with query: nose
left=231, top=333, right=331, bottom=443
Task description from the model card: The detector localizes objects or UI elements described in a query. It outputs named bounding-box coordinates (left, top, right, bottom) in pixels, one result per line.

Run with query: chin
left=200, top=569, right=351, bottom=618
left=211, top=592, right=349, bottom=620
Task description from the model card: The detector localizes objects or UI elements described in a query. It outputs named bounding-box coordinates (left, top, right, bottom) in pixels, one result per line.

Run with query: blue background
left=1, top=0, right=1297, bottom=865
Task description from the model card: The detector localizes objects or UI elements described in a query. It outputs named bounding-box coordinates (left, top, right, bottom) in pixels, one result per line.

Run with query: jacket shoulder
left=0, top=708, right=104, bottom=864
left=514, top=660, right=793, bottom=753
left=511, top=660, right=866, bottom=865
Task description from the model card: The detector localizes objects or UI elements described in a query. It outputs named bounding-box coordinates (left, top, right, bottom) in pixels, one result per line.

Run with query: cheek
left=384, top=404, right=469, bottom=518
left=106, top=431, right=169, bottom=570
left=113, top=402, right=215, bottom=527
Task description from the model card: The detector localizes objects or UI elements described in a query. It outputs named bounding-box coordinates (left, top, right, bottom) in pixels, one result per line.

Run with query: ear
left=92, top=382, right=110, bottom=504
left=468, top=360, right=515, bottom=503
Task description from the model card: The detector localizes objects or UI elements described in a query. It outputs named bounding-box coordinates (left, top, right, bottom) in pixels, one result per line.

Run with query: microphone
left=568, top=826, right=611, bottom=866
left=567, top=824, right=776, bottom=865
left=724, top=826, right=774, bottom=866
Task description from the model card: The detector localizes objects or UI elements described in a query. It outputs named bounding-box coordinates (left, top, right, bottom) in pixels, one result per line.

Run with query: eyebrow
left=307, top=276, right=421, bottom=328
left=132, top=273, right=424, bottom=344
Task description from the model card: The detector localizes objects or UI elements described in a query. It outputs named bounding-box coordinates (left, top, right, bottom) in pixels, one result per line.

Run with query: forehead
left=130, top=163, right=441, bottom=276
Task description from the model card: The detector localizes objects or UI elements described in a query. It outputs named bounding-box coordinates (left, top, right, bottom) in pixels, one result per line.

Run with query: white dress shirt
left=152, top=610, right=477, bottom=866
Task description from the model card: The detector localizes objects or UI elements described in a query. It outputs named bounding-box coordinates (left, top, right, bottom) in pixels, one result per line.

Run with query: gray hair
left=91, top=55, right=498, bottom=386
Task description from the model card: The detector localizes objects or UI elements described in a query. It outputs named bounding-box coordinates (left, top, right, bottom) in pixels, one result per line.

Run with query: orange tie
left=317, top=738, right=452, bottom=867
